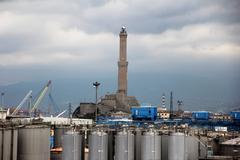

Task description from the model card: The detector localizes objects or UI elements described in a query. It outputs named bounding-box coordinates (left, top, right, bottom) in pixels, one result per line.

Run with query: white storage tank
left=168, top=132, right=185, bottom=160
left=62, top=131, right=84, bottom=160
left=88, top=129, right=108, bottom=160
left=141, top=128, right=161, bottom=160
left=115, top=128, right=134, bottom=160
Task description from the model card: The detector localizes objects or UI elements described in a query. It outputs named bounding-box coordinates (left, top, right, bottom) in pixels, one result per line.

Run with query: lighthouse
left=117, top=26, right=128, bottom=96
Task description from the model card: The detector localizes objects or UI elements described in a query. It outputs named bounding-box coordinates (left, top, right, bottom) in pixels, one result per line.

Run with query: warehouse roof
left=221, top=137, right=240, bottom=145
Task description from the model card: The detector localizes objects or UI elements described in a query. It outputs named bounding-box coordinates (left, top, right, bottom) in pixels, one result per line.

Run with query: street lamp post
left=93, top=81, right=100, bottom=122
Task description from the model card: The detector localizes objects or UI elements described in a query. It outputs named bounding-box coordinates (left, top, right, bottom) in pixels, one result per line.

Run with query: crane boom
left=12, top=90, right=32, bottom=115
left=31, top=80, right=51, bottom=112
left=56, top=110, right=67, bottom=118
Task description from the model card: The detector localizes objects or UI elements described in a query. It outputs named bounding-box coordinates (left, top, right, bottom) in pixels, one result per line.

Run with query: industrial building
left=1, top=116, right=240, bottom=160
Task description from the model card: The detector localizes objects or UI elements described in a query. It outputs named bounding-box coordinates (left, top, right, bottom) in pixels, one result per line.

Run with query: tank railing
left=89, top=124, right=109, bottom=133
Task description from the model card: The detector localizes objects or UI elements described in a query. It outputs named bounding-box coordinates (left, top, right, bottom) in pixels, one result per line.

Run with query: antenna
left=170, top=92, right=173, bottom=119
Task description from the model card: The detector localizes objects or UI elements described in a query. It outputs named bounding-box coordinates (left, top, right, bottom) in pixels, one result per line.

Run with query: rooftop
left=221, top=137, right=240, bottom=145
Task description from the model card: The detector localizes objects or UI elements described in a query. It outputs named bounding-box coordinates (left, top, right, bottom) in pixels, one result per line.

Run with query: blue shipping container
left=131, top=106, right=157, bottom=121
left=230, top=111, right=240, bottom=121
left=192, top=111, right=209, bottom=120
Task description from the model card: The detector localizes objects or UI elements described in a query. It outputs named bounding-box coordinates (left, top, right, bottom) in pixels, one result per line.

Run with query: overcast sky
left=0, top=0, right=239, bottom=111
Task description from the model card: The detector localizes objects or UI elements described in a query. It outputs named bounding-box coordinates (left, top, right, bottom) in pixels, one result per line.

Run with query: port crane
left=30, top=80, right=51, bottom=113
left=11, top=90, right=32, bottom=115
left=9, top=80, right=62, bottom=117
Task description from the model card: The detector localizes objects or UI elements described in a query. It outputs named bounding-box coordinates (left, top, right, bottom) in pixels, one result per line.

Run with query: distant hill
left=0, top=78, right=116, bottom=113
left=0, top=73, right=239, bottom=113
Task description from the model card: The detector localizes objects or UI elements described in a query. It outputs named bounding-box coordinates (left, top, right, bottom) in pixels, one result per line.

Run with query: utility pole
left=170, top=91, right=173, bottom=119
left=93, top=81, right=100, bottom=122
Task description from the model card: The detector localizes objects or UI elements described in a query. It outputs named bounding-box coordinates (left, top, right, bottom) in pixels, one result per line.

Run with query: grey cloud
left=0, top=0, right=239, bottom=34
left=0, top=0, right=239, bottom=106
left=0, top=32, right=45, bottom=54
left=79, top=0, right=240, bottom=34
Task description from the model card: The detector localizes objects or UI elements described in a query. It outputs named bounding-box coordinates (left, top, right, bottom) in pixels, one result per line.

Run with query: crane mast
left=31, top=80, right=51, bottom=113
left=11, top=90, right=32, bottom=115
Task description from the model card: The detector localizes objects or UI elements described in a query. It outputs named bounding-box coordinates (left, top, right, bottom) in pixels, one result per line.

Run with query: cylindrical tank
left=17, top=125, right=50, bottom=160
left=185, top=136, right=199, bottom=160
left=134, top=129, right=142, bottom=160
left=0, top=128, right=18, bottom=160
left=54, top=125, right=71, bottom=148
left=88, top=130, right=108, bottom=160
left=168, top=132, right=185, bottom=160
left=141, top=129, right=161, bottom=160
left=115, top=129, right=134, bottom=160
left=62, top=131, right=84, bottom=160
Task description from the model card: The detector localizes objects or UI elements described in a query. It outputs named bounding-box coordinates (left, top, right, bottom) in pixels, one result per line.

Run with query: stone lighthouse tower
left=118, top=26, right=128, bottom=96
left=91, top=27, right=139, bottom=113
left=72, top=27, right=139, bottom=116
